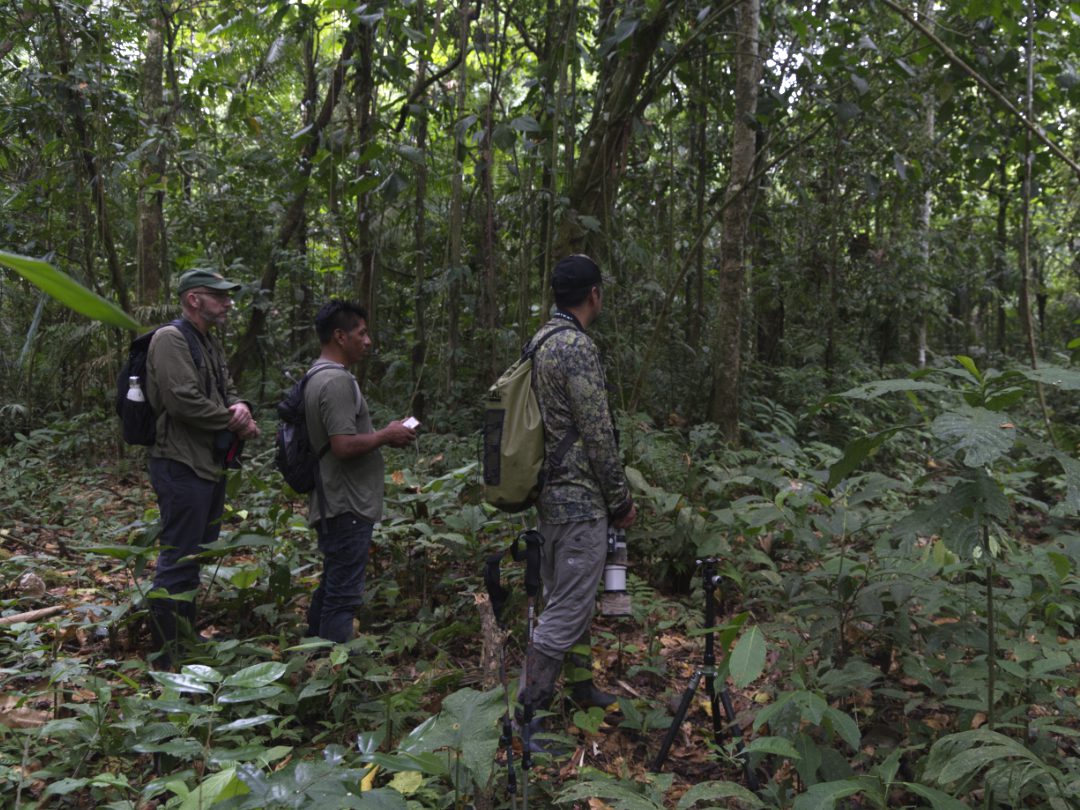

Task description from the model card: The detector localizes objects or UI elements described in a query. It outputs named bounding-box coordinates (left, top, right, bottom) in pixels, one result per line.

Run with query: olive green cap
left=177, top=268, right=242, bottom=295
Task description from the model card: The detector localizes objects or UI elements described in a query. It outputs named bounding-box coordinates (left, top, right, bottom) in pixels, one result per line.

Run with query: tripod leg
left=706, top=671, right=724, bottom=747
left=718, top=687, right=759, bottom=792
left=649, top=670, right=703, bottom=772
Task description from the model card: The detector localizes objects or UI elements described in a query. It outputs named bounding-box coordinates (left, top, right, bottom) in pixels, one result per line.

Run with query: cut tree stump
left=474, top=592, right=509, bottom=690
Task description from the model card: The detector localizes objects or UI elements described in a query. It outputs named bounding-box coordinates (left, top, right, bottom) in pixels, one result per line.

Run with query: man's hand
left=227, top=403, right=258, bottom=439
left=381, top=420, right=418, bottom=448
left=238, top=421, right=261, bottom=440
left=612, top=502, right=637, bottom=530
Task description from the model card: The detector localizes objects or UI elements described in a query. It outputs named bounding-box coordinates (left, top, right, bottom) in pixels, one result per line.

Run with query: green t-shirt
left=303, top=363, right=384, bottom=525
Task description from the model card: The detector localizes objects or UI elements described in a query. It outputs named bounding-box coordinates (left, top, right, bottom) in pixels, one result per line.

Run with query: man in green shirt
left=146, top=268, right=260, bottom=668
left=304, top=300, right=416, bottom=643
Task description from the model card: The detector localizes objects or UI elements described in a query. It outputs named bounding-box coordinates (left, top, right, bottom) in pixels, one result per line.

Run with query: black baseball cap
left=551, top=254, right=609, bottom=292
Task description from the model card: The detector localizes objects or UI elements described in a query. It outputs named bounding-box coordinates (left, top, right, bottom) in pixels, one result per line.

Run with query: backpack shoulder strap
left=303, top=362, right=346, bottom=384
left=170, top=318, right=204, bottom=370
left=527, top=324, right=580, bottom=476
left=523, top=324, right=576, bottom=361
left=167, top=317, right=228, bottom=401
left=301, top=362, right=347, bottom=459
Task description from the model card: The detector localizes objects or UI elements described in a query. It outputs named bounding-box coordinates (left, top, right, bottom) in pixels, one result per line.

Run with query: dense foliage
left=1, top=354, right=1079, bottom=808
left=3, top=0, right=1080, bottom=807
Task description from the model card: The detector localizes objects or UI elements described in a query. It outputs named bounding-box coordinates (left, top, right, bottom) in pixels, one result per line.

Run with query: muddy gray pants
left=531, top=517, right=608, bottom=659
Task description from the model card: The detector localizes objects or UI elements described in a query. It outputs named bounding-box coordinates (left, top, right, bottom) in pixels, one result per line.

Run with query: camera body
left=213, top=429, right=243, bottom=468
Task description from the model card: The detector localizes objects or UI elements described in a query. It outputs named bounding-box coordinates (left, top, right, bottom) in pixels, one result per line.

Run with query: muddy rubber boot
left=516, top=647, right=571, bottom=755
left=566, top=651, right=617, bottom=710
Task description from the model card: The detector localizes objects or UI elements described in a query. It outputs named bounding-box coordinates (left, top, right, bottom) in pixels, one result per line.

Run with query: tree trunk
left=707, top=0, right=760, bottom=441
left=687, top=49, right=708, bottom=350
left=478, top=6, right=507, bottom=383
left=914, top=0, right=934, bottom=368
left=446, top=0, right=470, bottom=395
left=51, top=1, right=130, bottom=316
left=554, top=1, right=679, bottom=260
left=355, top=22, right=378, bottom=329
left=230, top=25, right=359, bottom=380
left=137, top=3, right=166, bottom=306
left=994, top=158, right=1009, bottom=355
left=409, top=0, right=435, bottom=422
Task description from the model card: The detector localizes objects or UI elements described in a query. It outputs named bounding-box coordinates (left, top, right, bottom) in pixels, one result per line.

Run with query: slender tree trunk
left=555, top=1, right=680, bottom=260
left=51, top=1, right=130, bottom=315
left=410, top=0, right=434, bottom=421
left=1019, top=1, right=1053, bottom=440
left=231, top=24, right=359, bottom=379
left=446, top=0, right=470, bottom=395
left=687, top=49, right=708, bottom=350
left=540, top=0, right=575, bottom=316
left=354, top=22, right=377, bottom=322
left=137, top=1, right=166, bottom=306
left=914, top=0, right=934, bottom=367
left=707, top=0, right=760, bottom=441
left=1018, top=6, right=1036, bottom=370
left=479, top=6, right=508, bottom=382
left=290, top=5, right=318, bottom=357
left=994, top=158, right=1009, bottom=355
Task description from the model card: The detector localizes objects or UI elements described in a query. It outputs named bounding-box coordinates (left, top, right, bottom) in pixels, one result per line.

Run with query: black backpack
left=274, top=363, right=342, bottom=494
left=115, top=319, right=203, bottom=446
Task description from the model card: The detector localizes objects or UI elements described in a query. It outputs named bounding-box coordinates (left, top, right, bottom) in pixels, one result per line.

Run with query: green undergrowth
left=1, top=356, right=1079, bottom=808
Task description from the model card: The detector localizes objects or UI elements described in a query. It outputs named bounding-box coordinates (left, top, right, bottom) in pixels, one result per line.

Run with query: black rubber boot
left=566, top=651, right=617, bottom=710
left=177, top=600, right=208, bottom=644
left=148, top=601, right=179, bottom=671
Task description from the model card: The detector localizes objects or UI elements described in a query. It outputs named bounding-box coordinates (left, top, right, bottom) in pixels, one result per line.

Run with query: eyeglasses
left=198, top=290, right=234, bottom=300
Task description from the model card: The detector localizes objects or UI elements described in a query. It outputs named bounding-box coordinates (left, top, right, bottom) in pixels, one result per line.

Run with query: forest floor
left=1, top=463, right=769, bottom=808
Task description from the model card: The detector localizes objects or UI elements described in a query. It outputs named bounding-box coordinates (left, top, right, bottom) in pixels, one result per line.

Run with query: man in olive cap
left=145, top=268, right=260, bottom=668
left=517, top=254, right=638, bottom=749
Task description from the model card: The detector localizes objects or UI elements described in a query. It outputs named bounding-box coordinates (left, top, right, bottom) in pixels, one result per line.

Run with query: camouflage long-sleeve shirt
left=530, top=313, right=633, bottom=524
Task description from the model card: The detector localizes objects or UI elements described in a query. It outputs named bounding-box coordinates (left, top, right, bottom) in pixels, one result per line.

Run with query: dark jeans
left=150, top=458, right=226, bottom=598
left=306, top=512, right=373, bottom=644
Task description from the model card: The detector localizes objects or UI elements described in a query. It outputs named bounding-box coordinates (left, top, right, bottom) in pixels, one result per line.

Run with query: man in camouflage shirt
left=517, top=254, right=638, bottom=748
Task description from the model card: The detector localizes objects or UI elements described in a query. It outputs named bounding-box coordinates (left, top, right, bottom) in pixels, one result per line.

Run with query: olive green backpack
left=482, top=326, right=578, bottom=512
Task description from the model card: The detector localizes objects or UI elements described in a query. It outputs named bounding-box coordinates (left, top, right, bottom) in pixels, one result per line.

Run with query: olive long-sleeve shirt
left=146, top=321, right=242, bottom=481
left=530, top=314, right=632, bottom=524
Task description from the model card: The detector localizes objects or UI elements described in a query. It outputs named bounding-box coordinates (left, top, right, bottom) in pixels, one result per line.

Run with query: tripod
left=649, top=557, right=758, bottom=791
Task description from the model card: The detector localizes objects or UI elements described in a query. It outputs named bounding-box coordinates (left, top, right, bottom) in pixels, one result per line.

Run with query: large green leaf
left=931, top=406, right=1015, bottom=467
left=824, top=707, right=861, bottom=751
left=902, top=783, right=971, bottom=810
left=728, top=626, right=766, bottom=688
left=791, top=780, right=864, bottom=810
left=835, top=379, right=949, bottom=400
left=410, top=687, right=504, bottom=789
left=179, top=767, right=248, bottom=810
left=1052, top=450, right=1080, bottom=515
left=1017, top=365, right=1080, bottom=391
left=222, top=661, right=288, bottom=689
left=556, top=777, right=663, bottom=810
left=151, top=671, right=215, bottom=694
left=745, top=736, right=801, bottom=759
left=924, top=729, right=1041, bottom=787
left=676, top=780, right=764, bottom=809
left=827, top=426, right=910, bottom=488
left=0, top=250, right=142, bottom=332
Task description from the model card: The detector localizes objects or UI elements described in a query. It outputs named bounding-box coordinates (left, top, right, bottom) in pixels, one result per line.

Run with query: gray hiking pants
left=532, top=517, right=608, bottom=660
